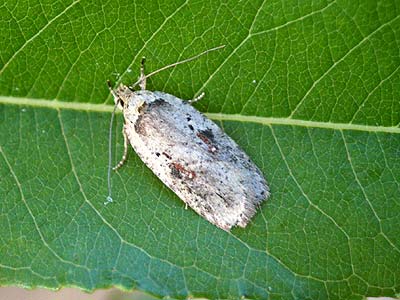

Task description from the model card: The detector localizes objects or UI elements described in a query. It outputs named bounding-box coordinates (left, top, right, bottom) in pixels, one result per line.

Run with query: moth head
left=108, top=81, right=133, bottom=111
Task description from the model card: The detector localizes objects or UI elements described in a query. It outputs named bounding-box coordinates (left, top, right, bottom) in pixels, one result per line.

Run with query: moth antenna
left=105, top=101, right=118, bottom=205
left=139, top=57, right=146, bottom=90
left=129, top=45, right=225, bottom=89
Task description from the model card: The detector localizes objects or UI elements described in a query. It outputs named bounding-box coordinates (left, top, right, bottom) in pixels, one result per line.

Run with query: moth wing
left=125, top=91, right=269, bottom=230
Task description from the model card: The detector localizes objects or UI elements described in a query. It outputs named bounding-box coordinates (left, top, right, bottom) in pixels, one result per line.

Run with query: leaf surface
left=1, top=0, right=399, bottom=299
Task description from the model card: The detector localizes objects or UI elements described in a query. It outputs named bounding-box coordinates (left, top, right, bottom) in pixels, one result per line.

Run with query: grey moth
left=107, top=46, right=269, bottom=231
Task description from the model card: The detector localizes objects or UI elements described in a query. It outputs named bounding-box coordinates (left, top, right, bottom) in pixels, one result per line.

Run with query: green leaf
left=1, top=0, right=399, bottom=299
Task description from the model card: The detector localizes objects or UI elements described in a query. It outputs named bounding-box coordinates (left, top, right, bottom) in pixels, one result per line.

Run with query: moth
left=107, top=46, right=269, bottom=231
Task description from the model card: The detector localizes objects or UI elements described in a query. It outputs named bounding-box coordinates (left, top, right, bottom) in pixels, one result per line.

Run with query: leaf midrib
left=1, top=95, right=399, bottom=134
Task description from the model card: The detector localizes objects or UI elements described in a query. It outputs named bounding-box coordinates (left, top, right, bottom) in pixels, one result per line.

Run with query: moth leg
left=188, top=91, right=205, bottom=104
left=139, top=57, right=146, bottom=90
left=113, top=126, right=129, bottom=170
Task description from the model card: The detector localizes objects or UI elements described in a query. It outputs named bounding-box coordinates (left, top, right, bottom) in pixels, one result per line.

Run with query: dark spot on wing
left=197, top=130, right=218, bottom=153
left=203, top=203, right=212, bottom=213
left=150, top=98, right=167, bottom=107
left=137, top=102, right=147, bottom=114
left=170, top=165, right=182, bottom=179
left=134, top=115, right=146, bottom=135
left=199, top=128, right=214, bottom=141
left=169, top=162, right=196, bottom=180
left=162, top=152, right=172, bottom=160
left=216, top=192, right=230, bottom=205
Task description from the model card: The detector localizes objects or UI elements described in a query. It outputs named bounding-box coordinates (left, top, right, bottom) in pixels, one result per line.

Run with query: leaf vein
left=195, top=1, right=337, bottom=100
left=0, top=0, right=82, bottom=75
left=269, top=126, right=354, bottom=280
left=289, top=14, right=400, bottom=118
left=0, top=146, right=89, bottom=271
left=103, top=0, right=190, bottom=105
left=340, top=130, right=400, bottom=254
left=350, top=64, right=400, bottom=124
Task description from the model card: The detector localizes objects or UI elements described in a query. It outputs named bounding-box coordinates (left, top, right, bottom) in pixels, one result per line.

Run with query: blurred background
left=0, top=287, right=162, bottom=300
left=0, top=288, right=397, bottom=300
